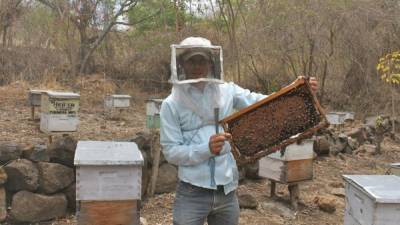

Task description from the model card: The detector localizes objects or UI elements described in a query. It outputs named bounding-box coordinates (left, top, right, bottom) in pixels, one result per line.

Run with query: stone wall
left=0, top=138, right=76, bottom=224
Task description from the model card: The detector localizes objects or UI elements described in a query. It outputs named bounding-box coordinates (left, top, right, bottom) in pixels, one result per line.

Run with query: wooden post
left=288, top=184, right=299, bottom=210
left=48, top=135, right=53, bottom=144
left=270, top=180, right=276, bottom=198
left=147, top=130, right=161, bottom=197
left=31, top=106, right=35, bottom=120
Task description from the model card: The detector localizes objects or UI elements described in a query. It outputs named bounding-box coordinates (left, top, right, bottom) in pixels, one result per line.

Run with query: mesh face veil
left=170, top=37, right=224, bottom=124
left=170, top=37, right=224, bottom=84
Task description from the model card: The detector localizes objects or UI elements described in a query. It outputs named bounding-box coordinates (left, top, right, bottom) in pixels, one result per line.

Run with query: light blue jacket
left=160, top=82, right=266, bottom=194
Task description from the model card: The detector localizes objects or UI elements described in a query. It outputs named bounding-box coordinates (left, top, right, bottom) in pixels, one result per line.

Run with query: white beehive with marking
left=258, top=139, right=314, bottom=183
left=40, top=91, right=80, bottom=133
left=74, top=141, right=143, bottom=225
left=28, top=89, right=47, bottom=106
left=146, top=99, right=163, bottom=129
left=343, top=175, right=400, bottom=225
left=104, top=95, right=131, bottom=109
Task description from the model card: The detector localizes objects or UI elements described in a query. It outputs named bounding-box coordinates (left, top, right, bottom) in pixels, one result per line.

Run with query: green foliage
left=377, top=51, right=400, bottom=85
left=127, top=0, right=177, bottom=33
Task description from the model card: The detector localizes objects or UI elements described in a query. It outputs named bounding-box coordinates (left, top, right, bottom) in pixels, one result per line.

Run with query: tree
left=377, top=51, right=400, bottom=133
left=0, top=0, right=23, bottom=47
left=37, top=0, right=149, bottom=74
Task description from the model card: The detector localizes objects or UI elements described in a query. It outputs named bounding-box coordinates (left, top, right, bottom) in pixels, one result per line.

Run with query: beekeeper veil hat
left=170, top=37, right=224, bottom=84
left=170, top=37, right=224, bottom=124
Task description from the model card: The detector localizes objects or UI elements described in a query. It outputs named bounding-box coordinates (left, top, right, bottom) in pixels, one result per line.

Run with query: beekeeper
left=160, top=36, right=318, bottom=225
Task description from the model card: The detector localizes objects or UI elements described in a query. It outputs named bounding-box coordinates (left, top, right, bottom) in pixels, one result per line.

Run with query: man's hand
left=298, top=76, right=318, bottom=94
left=209, top=133, right=232, bottom=155
left=309, top=77, right=318, bottom=94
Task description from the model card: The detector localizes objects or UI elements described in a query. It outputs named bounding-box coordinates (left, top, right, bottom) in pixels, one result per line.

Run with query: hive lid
left=45, top=91, right=80, bottom=98
left=29, top=89, right=47, bottom=94
left=391, top=162, right=400, bottom=168
left=146, top=98, right=163, bottom=103
left=343, top=175, right=400, bottom=203
left=110, top=94, right=131, bottom=98
left=74, top=141, right=143, bottom=166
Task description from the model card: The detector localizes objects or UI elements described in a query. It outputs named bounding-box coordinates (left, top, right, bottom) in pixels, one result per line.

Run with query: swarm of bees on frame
left=227, top=84, right=321, bottom=157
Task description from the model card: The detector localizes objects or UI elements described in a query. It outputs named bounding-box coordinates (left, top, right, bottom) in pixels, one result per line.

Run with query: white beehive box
left=74, top=141, right=143, bottom=200
left=326, top=111, right=355, bottom=125
left=40, top=91, right=80, bottom=133
left=104, top=95, right=131, bottom=108
left=390, top=163, right=400, bottom=176
left=146, top=99, right=163, bottom=129
left=74, top=141, right=143, bottom=225
left=28, top=89, right=47, bottom=106
left=343, top=175, right=400, bottom=225
left=258, top=139, right=314, bottom=183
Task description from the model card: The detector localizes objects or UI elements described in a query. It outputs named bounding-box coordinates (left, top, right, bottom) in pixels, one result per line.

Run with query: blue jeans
left=173, top=181, right=240, bottom=225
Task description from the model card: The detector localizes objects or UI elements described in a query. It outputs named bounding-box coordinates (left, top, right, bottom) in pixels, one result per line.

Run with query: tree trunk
left=2, top=27, right=7, bottom=47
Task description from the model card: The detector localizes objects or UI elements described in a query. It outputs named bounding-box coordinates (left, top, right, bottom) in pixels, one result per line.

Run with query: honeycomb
left=226, top=83, right=321, bottom=157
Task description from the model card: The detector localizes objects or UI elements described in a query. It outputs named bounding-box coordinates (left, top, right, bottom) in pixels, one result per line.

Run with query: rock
left=314, top=136, right=331, bottom=155
left=155, top=163, right=177, bottom=194
left=314, top=195, right=337, bottom=213
left=48, top=136, right=77, bottom=167
left=22, top=144, right=50, bottom=162
left=0, top=188, right=6, bottom=222
left=140, top=217, right=148, bottom=225
left=238, top=194, right=258, bottom=209
left=347, top=137, right=359, bottom=150
left=261, top=201, right=295, bottom=219
left=10, top=191, right=67, bottom=223
left=130, top=131, right=152, bottom=152
left=0, top=142, right=22, bottom=163
left=63, top=184, right=76, bottom=211
left=359, top=144, right=377, bottom=154
left=345, top=127, right=368, bottom=144
left=4, top=159, right=39, bottom=192
left=38, top=162, right=74, bottom=194
left=364, top=116, right=380, bottom=129
left=0, top=167, right=7, bottom=185
left=244, top=161, right=260, bottom=179
left=338, top=153, right=346, bottom=160
left=329, top=145, right=341, bottom=156
left=331, top=188, right=345, bottom=198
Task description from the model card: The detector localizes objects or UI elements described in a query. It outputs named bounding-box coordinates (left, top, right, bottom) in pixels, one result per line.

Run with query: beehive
left=104, top=95, right=131, bottom=108
left=74, top=141, right=144, bottom=225
left=28, top=89, right=47, bottom=107
left=326, top=111, right=354, bottom=125
left=258, top=139, right=314, bottom=183
left=343, top=175, right=400, bottom=225
left=220, top=78, right=327, bottom=164
left=40, top=91, right=80, bottom=133
left=146, top=99, right=163, bottom=129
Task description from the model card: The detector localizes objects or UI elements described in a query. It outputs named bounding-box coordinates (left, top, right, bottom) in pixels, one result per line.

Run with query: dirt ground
left=1, top=77, right=399, bottom=225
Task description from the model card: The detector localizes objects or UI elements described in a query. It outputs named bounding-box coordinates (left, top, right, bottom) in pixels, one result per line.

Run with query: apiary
left=258, top=139, right=314, bottom=183
left=74, top=141, right=144, bottom=225
left=220, top=77, right=327, bottom=164
left=104, top=95, right=131, bottom=108
left=40, top=91, right=80, bottom=133
left=389, top=163, right=400, bottom=176
left=146, top=99, right=163, bottom=129
left=343, top=175, right=400, bottom=225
